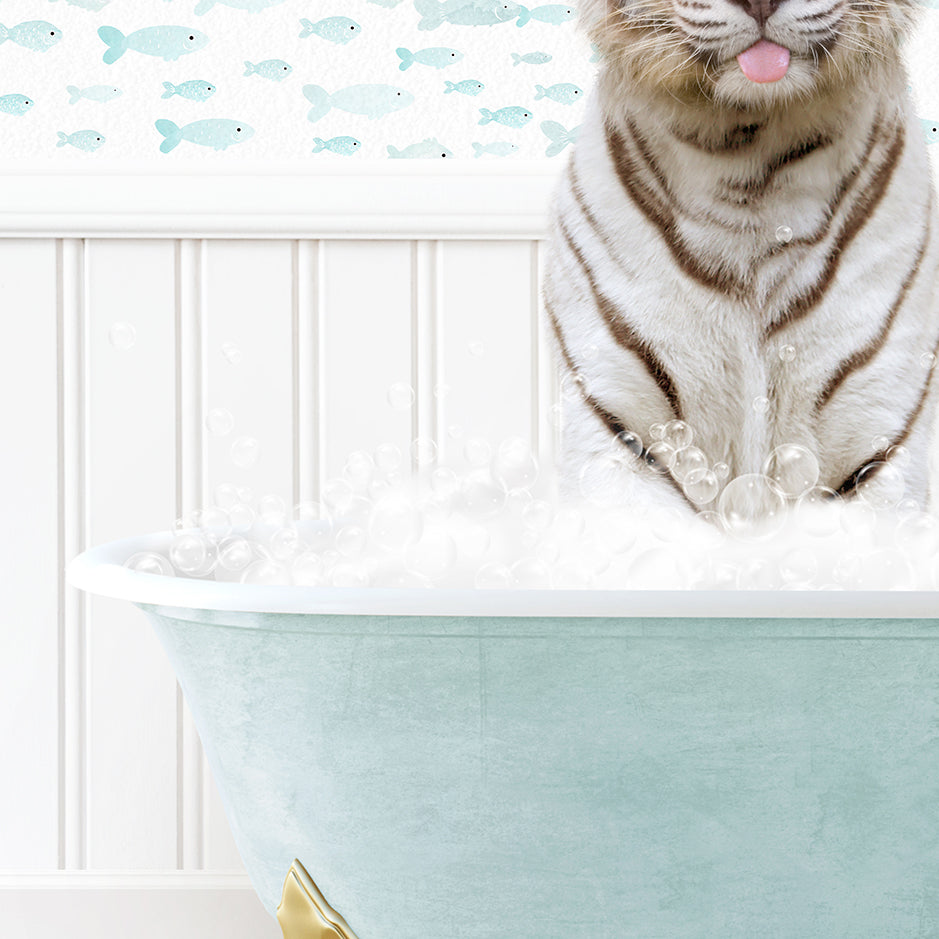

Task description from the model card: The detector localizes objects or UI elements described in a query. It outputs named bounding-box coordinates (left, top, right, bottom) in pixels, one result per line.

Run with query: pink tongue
left=737, top=39, right=790, bottom=83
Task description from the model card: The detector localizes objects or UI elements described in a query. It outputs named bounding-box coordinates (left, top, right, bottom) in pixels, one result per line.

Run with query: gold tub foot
left=277, top=859, right=360, bottom=939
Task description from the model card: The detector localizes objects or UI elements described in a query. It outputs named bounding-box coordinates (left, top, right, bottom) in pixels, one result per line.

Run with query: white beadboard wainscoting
left=0, top=165, right=563, bottom=938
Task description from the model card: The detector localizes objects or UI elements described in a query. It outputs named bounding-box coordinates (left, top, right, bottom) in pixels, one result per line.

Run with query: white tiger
left=544, top=0, right=939, bottom=516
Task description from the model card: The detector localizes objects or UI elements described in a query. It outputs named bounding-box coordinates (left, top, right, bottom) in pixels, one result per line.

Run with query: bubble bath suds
left=124, top=431, right=939, bottom=591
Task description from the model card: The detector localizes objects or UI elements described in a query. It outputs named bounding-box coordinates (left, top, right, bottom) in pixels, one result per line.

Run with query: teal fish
left=921, top=119, right=939, bottom=145
left=472, top=141, right=519, bottom=157
left=541, top=119, right=579, bottom=156
left=299, top=17, right=360, bottom=43
left=98, top=25, right=208, bottom=63
left=511, top=51, right=551, bottom=65
left=50, top=0, right=110, bottom=10
left=414, top=0, right=529, bottom=29
left=523, top=4, right=576, bottom=24
left=387, top=138, right=453, bottom=159
left=0, top=21, right=63, bottom=52
left=478, top=105, right=532, bottom=128
left=67, top=85, right=122, bottom=104
left=312, top=135, right=362, bottom=155
left=396, top=46, right=463, bottom=70
left=244, top=59, right=292, bottom=81
left=0, top=94, right=34, bottom=116
left=56, top=129, right=105, bottom=151
left=155, top=117, right=253, bottom=152
left=445, top=79, right=484, bottom=95
left=303, top=83, right=414, bottom=121
left=194, top=0, right=285, bottom=13
left=535, top=82, right=584, bottom=104
left=162, top=79, right=215, bottom=100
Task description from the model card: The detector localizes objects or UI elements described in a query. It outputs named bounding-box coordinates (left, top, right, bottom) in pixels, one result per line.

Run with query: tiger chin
left=544, top=0, right=939, bottom=519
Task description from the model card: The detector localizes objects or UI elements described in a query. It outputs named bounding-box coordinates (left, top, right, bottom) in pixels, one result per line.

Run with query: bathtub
left=69, top=530, right=939, bottom=938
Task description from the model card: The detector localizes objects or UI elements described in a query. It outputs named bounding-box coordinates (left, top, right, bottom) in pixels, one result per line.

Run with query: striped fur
left=544, top=0, right=939, bottom=512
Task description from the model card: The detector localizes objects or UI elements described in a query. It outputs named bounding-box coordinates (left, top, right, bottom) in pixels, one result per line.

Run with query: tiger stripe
left=556, top=215, right=684, bottom=421
left=816, top=215, right=932, bottom=412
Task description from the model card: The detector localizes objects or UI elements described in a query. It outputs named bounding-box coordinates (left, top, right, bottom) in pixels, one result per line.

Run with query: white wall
left=0, top=165, right=560, bottom=938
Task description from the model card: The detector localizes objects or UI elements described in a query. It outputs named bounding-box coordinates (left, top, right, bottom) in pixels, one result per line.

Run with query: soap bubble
left=108, top=322, right=136, bottom=350
left=221, top=341, right=243, bottom=365
left=217, top=537, right=253, bottom=572
left=920, top=352, right=936, bottom=370
left=464, top=437, right=492, bottom=467
left=795, top=486, right=841, bottom=536
left=461, top=472, right=507, bottom=518
left=292, top=552, right=325, bottom=586
left=560, top=371, right=586, bottom=399
left=854, top=462, right=905, bottom=510
left=258, top=493, right=287, bottom=525
left=469, top=340, right=485, bottom=357
left=737, top=557, right=782, bottom=590
left=228, top=503, right=256, bottom=532
left=885, top=444, right=911, bottom=469
left=407, top=526, right=457, bottom=580
left=522, top=499, right=554, bottom=532
left=447, top=424, right=462, bottom=439
left=683, top=467, right=719, bottom=505
left=205, top=408, right=234, bottom=437
left=672, top=446, right=707, bottom=483
left=231, top=436, right=260, bottom=468
left=343, top=451, right=375, bottom=489
left=125, top=551, right=173, bottom=576
left=387, top=382, right=415, bottom=411
left=336, top=525, right=367, bottom=557
left=895, top=512, right=939, bottom=557
left=858, top=550, right=914, bottom=590
left=492, top=437, right=538, bottom=490
left=511, top=557, right=552, bottom=588
left=374, top=444, right=402, bottom=475
left=646, top=441, right=676, bottom=474
left=778, top=344, right=796, bottom=363
left=628, top=548, right=689, bottom=589
left=612, top=430, right=642, bottom=455
left=578, top=452, right=632, bottom=507
left=451, top=517, right=490, bottom=559
left=648, top=422, right=666, bottom=441
left=840, top=500, right=877, bottom=537
left=552, top=506, right=586, bottom=541
left=430, top=467, right=460, bottom=501
left=713, top=461, right=730, bottom=480
left=752, top=396, right=770, bottom=415
left=780, top=548, right=818, bottom=585
left=169, top=532, right=209, bottom=574
left=269, top=526, right=302, bottom=561
left=663, top=420, right=693, bottom=450
left=775, top=225, right=793, bottom=244
left=718, top=474, right=786, bottom=540
left=331, top=564, right=370, bottom=588
left=322, top=478, right=355, bottom=517
left=411, top=437, right=437, bottom=467
left=475, top=562, right=512, bottom=589
left=241, top=559, right=289, bottom=585
left=762, top=444, right=819, bottom=498
left=370, top=496, right=423, bottom=551
left=214, top=483, right=241, bottom=510
left=871, top=434, right=891, bottom=452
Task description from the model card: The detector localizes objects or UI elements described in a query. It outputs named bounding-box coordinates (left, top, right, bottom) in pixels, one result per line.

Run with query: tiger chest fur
left=545, top=0, right=939, bottom=513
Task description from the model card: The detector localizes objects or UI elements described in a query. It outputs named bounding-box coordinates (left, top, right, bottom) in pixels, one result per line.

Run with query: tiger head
left=581, top=0, right=917, bottom=109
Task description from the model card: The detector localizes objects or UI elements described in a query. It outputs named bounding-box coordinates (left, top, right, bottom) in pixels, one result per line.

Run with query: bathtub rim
left=67, top=530, right=939, bottom=619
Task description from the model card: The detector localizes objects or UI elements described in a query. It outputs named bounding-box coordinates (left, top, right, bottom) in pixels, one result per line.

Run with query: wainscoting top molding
left=0, top=161, right=563, bottom=239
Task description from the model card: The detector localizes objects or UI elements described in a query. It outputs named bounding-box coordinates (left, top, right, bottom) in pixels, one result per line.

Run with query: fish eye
left=441, top=152, right=447, bottom=157
left=50, top=30, right=56, bottom=35
left=236, top=127, right=241, bottom=132
left=189, top=35, right=194, bottom=40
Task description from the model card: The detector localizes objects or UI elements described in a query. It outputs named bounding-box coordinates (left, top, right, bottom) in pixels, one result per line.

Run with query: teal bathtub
left=70, top=532, right=939, bottom=938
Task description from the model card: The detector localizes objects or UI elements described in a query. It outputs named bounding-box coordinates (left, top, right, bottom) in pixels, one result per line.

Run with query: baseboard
left=0, top=872, right=281, bottom=939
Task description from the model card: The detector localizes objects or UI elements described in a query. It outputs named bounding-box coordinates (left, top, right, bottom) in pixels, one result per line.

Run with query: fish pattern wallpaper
left=0, top=0, right=938, bottom=164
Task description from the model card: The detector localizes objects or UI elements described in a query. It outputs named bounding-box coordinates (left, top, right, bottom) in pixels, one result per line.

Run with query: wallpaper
left=0, top=0, right=938, bottom=165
